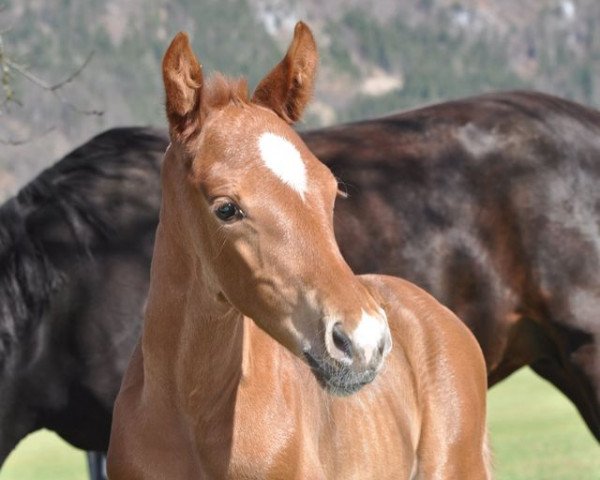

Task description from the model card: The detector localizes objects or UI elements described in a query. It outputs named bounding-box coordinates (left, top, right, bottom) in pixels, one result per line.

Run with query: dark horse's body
left=1, top=91, right=599, bottom=464
left=0, top=129, right=164, bottom=461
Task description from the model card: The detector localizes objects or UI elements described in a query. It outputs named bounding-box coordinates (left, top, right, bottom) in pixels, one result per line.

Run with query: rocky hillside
left=1, top=0, right=599, bottom=197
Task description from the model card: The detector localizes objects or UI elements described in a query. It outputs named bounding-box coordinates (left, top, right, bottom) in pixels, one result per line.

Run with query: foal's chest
left=223, top=359, right=417, bottom=479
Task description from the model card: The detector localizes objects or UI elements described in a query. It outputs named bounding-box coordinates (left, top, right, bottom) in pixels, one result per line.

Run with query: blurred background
left=0, top=0, right=599, bottom=478
left=3, top=0, right=600, bottom=196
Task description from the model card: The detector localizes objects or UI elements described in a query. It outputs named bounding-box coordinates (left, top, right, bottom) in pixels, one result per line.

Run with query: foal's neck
left=142, top=219, right=246, bottom=412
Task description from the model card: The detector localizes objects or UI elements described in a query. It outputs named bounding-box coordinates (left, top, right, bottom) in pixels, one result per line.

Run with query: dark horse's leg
left=87, top=451, right=107, bottom=480
left=528, top=320, right=600, bottom=442
left=477, top=308, right=600, bottom=442
left=531, top=358, right=600, bottom=441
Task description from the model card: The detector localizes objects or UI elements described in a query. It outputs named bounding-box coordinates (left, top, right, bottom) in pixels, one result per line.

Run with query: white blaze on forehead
left=258, top=132, right=307, bottom=198
left=352, top=309, right=389, bottom=363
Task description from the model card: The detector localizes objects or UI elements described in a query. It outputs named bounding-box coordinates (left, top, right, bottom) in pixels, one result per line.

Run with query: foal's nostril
left=377, top=330, right=392, bottom=363
left=332, top=323, right=354, bottom=360
left=378, top=340, right=385, bottom=357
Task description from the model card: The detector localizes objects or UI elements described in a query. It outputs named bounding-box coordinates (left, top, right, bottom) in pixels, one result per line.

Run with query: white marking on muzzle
left=258, top=132, right=307, bottom=198
left=352, top=309, right=389, bottom=364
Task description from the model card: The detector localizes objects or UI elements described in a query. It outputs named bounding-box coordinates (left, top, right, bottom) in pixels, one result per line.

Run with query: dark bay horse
left=107, top=24, right=490, bottom=478
left=1, top=58, right=600, bottom=472
left=320, top=90, right=600, bottom=440
left=0, top=128, right=164, bottom=463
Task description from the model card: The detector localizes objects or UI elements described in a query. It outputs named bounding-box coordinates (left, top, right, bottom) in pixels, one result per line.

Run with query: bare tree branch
left=0, top=126, right=55, bottom=146
left=0, top=29, right=103, bottom=117
left=4, top=53, right=103, bottom=116
left=0, top=33, right=17, bottom=108
left=5, top=51, right=93, bottom=92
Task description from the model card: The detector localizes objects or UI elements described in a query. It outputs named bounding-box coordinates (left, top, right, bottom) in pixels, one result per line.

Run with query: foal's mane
left=0, top=128, right=167, bottom=369
left=203, top=74, right=250, bottom=112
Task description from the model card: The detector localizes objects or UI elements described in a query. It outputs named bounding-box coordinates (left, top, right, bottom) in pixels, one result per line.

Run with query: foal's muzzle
left=304, top=310, right=392, bottom=396
left=304, top=349, right=381, bottom=396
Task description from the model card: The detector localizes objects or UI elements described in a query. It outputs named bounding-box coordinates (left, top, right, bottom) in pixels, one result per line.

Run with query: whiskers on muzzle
left=303, top=348, right=380, bottom=396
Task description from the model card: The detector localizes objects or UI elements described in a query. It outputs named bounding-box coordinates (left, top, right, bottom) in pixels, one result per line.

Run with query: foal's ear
left=252, top=22, right=318, bottom=124
left=162, top=32, right=203, bottom=141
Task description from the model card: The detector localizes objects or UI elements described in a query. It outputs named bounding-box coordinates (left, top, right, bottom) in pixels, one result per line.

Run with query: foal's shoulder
left=357, top=274, right=483, bottom=362
left=358, top=273, right=487, bottom=398
left=357, top=274, right=459, bottom=328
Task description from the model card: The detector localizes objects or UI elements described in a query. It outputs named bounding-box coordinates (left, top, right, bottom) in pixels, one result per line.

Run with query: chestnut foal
left=107, top=23, right=490, bottom=479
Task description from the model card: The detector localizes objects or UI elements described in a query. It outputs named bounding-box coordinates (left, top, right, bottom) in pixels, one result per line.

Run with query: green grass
left=0, top=430, right=87, bottom=480
left=488, top=369, right=600, bottom=479
left=0, top=368, right=598, bottom=479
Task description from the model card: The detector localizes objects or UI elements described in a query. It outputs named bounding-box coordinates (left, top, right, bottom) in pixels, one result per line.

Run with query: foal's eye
left=214, top=202, right=243, bottom=222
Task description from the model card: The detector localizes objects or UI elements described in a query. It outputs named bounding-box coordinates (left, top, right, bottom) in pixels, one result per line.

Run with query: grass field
left=0, top=430, right=86, bottom=480
left=0, top=368, right=598, bottom=479
left=488, top=369, right=600, bottom=479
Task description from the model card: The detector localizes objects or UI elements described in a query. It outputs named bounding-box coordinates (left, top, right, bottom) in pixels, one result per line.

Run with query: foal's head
left=161, top=23, right=391, bottom=395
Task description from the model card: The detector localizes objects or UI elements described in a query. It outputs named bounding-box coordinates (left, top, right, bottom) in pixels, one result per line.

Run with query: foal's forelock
left=202, top=75, right=250, bottom=113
